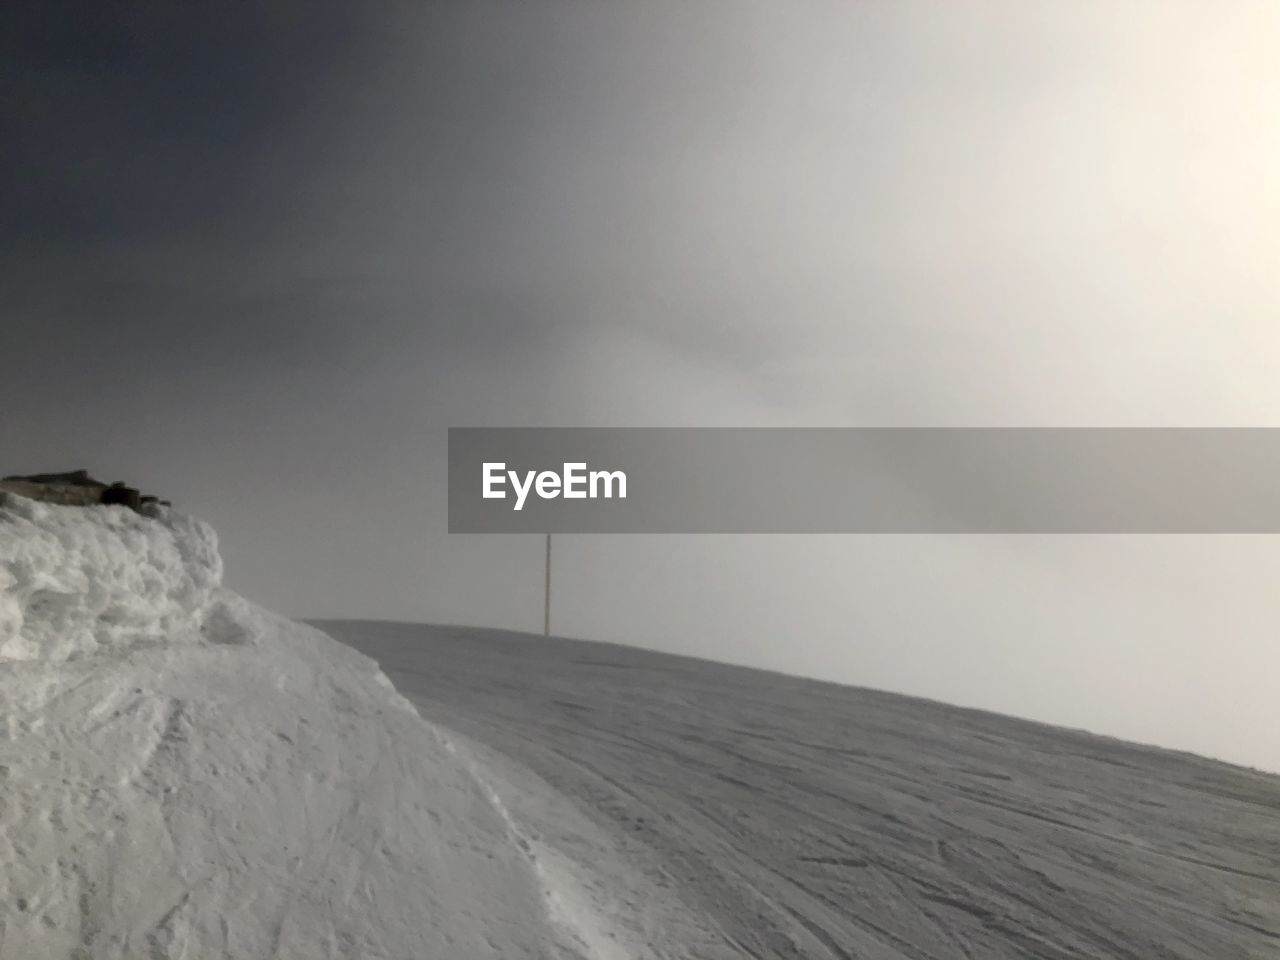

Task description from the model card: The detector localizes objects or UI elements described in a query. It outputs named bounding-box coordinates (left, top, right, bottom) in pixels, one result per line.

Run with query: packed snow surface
left=6, top=492, right=1278, bottom=959
left=330, top=621, right=1280, bottom=960
left=0, top=496, right=598, bottom=959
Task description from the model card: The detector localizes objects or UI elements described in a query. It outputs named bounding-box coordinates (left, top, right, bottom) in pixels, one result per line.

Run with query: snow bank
left=0, top=494, right=570, bottom=959
left=0, top=495, right=227, bottom=661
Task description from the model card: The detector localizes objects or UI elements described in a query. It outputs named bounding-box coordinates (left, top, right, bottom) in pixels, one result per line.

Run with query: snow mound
left=0, top=495, right=232, bottom=661
left=0, top=494, right=574, bottom=959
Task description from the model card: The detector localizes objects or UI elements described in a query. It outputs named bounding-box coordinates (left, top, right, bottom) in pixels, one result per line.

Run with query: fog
left=4, top=2, right=1278, bottom=770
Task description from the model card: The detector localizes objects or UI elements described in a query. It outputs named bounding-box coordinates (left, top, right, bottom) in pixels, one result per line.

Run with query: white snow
left=0, top=494, right=600, bottom=959
left=12, top=492, right=1273, bottom=960
left=0, top=496, right=224, bottom=662
left=335, top=621, right=1280, bottom=960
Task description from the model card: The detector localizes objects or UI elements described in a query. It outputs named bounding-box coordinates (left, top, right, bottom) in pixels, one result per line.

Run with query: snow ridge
left=0, top=495, right=230, bottom=661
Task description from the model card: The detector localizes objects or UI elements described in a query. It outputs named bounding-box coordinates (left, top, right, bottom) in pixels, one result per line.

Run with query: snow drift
left=0, top=495, right=230, bottom=662
left=0, top=494, right=573, bottom=959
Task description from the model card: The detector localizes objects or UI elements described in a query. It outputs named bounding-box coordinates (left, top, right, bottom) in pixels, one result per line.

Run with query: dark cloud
left=1, top=2, right=387, bottom=250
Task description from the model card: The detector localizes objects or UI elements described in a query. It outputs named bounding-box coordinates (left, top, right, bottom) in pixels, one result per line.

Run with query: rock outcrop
left=0, top=470, right=170, bottom=512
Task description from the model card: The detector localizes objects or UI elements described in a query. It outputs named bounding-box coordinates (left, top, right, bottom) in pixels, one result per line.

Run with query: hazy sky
left=4, top=3, right=1279, bottom=771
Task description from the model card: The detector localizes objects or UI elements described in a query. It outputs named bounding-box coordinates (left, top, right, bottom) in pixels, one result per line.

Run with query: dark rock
left=0, top=471, right=168, bottom=514
left=0, top=478, right=106, bottom=507
left=101, top=485, right=142, bottom=511
left=3, top=469, right=94, bottom=486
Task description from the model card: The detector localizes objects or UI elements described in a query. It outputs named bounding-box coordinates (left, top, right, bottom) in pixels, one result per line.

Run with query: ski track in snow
left=328, top=621, right=1280, bottom=960
left=5, top=491, right=1278, bottom=959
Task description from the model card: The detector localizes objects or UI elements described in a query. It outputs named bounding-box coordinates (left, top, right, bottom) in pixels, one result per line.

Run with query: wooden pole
left=543, top=533, right=552, bottom=637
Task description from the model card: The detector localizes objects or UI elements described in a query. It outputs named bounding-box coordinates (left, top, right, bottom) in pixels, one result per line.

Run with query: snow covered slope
left=0, top=495, right=586, bottom=959
left=10, top=492, right=1275, bottom=959
left=332, top=621, right=1280, bottom=960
